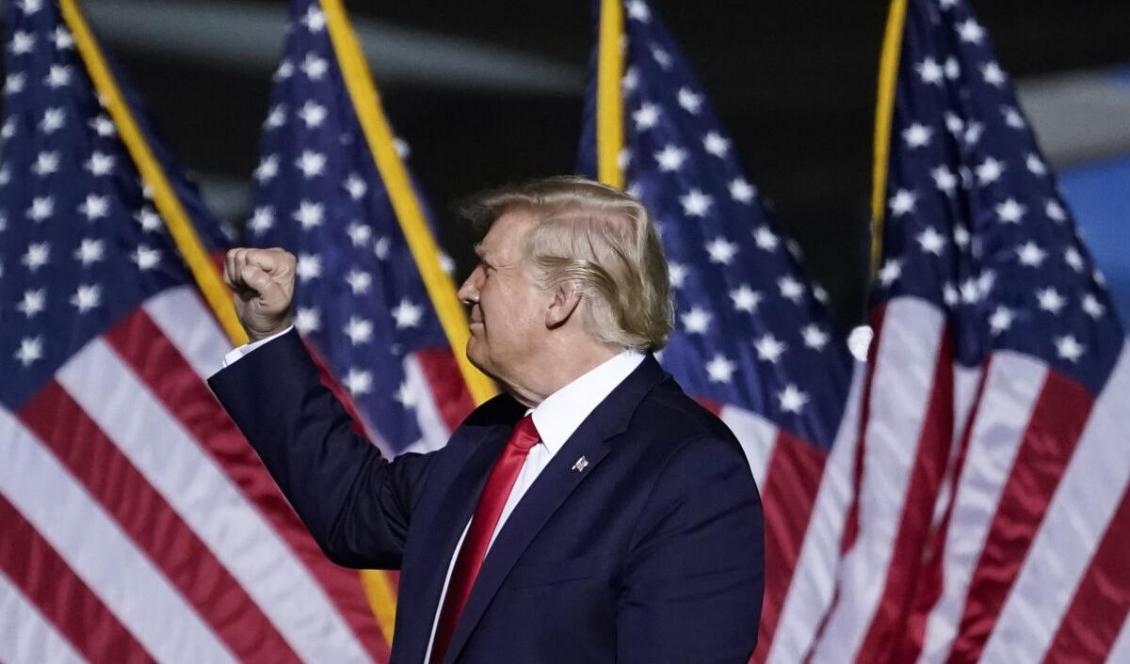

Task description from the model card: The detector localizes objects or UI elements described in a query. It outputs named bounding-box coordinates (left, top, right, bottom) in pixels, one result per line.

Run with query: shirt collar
left=529, top=349, right=645, bottom=456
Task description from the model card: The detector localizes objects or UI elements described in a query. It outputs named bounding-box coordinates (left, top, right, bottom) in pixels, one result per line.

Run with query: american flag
left=0, top=1, right=391, bottom=661
left=807, top=1, right=1130, bottom=662
left=578, top=2, right=859, bottom=661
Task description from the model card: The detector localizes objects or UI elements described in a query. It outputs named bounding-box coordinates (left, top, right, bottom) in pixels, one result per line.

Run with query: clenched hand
left=224, top=248, right=297, bottom=342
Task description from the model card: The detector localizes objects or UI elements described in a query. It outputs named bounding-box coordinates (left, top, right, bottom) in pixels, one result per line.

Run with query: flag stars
left=85, top=152, right=115, bottom=176
left=294, top=307, right=321, bottom=334
left=995, top=198, right=1026, bottom=224
left=132, top=245, right=161, bottom=270
left=1016, top=242, right=1047, bottom=267
left=975, top=157, right=1005, bottom=184
left=957, top=18, right=985, bottom=43
left=342, top=368, right=372, bottom=396
left=1026, top=153, right=1047, bottom=176
left=265, top=104, right=286, bottom=129
left=1002, top=106, right=1026, bottom=129
left=944, top=112, right=964, bottom=135
left=729, top=284, right=762, bottom=313
left=981, top=62, right=1006, bottom=87
left=1045, top=200, right=1067, bottom=222
left=960, top=278, right=981, bottom=304
left=74, top=238, right=104, bottom=265
left=11, top=32, right=36, bottom=55
left=963, top=122, right=984, bottom=146
left=297, top=100, right=327, bottom=128
left=729, top=177, right=756, bottom=204
left=293, top=200, right=324, bottom=229
left=18, top=0, right=43, bottom=15
left=943, top=282, right=960, bottom=307
left=778, top=276, right=805, bottom=303
left=878, top=259, right=902, bottom=287
left=134, top=208, right=162, bottom=232
left=295, top=150, right=327, bottom=177
left=44, top=65, right=72, bottom=88
left=17, top=288, right=46, bottom=318
left=677, top=88, right=703, bottom=114
left=917, top=226, right=946, bottom=255
left=33, top=151, right=60, bottom=176
left=889, top=189, right=917, bottom=216
left=668, top=262, right=687, bottom=289
left=681, top=189, right=713, bottom=217
left=755, top=333, right=787, bottom=363
left=917, top=57, right=944, bottom=85
left=343, top=173, right=368, bottom=200
left=78, top=194, right=110, bottom=221
left=944, top=57, right=961, bottom=80
left=705, top=353, right=736, bottom=384
left=344, top=316, right=374, bottom=345
left=28, top=197, right=54, bottom=222
left=395, top=381, right=417, bottom=408
left=953, top=224, right=970, bottom=249
left=374, top=236, right=391, bottom=260
left=681, top=307, right=712, bottom=334
left=1081, top=293, right=1105, bottom=319
left=632, top=102, right=660, bottom=130
left=802, top=324, right=829, bottom=350
left=254, top=154, right=279, bottom=182
left=5, top=73, right=25, bottom=94
left=989, top=306, right=1014, bottom=335
left=1064, top=247, right=1084, bottom=273
left=345, top=269, right=371, bottom=295
left=703, top=131, right=730, bottom=157
left=300, top=53, right=329, bottom=80
left=705, top=237, right=738, bottom=265
left=346, top=221, right=371, bottom=247
left=902, top=123, right=933, bottom=148
left=655, top=144, right=687, bottom=172
left=651, top=46, right=672, bottom=69
left=90, top=115, right=116, bottom=137
left=275, top=59, right=294, bottom=80
left=1055, top=335, right=1085, bottom=362
left=71, top=284, right=101, bottom=312
left=54, top=26, right=74, bottom=50
left=300, top=5, right=326, bottom=31
left=14, top=337, right=43, bottom=367
left=777, top=384, right=809, bottom=414
left=248, top=207, right=274, bottom=235
left=392, top=299, right=424, bottom=329
left=2, top=120, right=15, bottom=139
left=40, top=108, right=65, bottom=133
left=626, top=0, right=650, bottom=21
left=1037, top=287, right=1066, bottom=314
left=296, top=253, right=322, bottom=280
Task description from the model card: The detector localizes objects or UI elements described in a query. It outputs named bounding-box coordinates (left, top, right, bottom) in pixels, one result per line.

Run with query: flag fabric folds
left=0, top=1, right=389, bottom=661
left=808, top=0, right=1130, bottom=661
left=579, top=2, right=859, bottom=661
left=247, top=0, right=479, bottom=460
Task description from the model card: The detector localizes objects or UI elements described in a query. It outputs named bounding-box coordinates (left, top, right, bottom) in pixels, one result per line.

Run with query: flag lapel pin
left=571, top=456, right=589, bottom=473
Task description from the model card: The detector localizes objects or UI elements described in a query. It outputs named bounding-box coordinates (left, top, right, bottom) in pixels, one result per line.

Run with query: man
left=210, top=176, right=764, bottom=663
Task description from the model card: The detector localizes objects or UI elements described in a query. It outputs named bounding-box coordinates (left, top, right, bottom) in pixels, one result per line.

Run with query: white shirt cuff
left=221, top=326, right=295, bottom=368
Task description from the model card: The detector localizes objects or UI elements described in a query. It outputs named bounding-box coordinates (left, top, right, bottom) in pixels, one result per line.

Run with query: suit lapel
left=393, top=420, right=514, bottom=664
left=443, top=356, right=667, bottom=663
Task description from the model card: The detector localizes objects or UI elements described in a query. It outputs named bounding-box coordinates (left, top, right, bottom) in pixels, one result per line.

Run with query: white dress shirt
left=424, top=348, right=644, bottom=662
left=221, top=333, right=643, bottom=662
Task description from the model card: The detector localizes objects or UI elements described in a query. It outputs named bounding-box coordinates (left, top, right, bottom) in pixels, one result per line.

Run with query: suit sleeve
left=208, top=329, right=432, bottom=569
left=617, top=435, right=765, bottom=663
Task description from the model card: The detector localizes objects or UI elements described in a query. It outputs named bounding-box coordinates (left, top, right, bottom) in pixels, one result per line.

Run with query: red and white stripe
left=806, top=294, right=1130, bottom=662
left=0, top=286, right=390, bottom=662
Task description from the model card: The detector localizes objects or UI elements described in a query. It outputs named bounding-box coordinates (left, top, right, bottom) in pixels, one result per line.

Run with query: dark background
left=100, top=1, right=1130, bottom=327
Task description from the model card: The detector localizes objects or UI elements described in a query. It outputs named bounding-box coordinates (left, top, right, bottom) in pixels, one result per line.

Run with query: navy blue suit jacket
left=209, top=330, right=764, bottom=663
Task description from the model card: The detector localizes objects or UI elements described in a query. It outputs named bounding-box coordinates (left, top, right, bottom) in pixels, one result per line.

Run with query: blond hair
left=461, top=176, right=673, bottom=351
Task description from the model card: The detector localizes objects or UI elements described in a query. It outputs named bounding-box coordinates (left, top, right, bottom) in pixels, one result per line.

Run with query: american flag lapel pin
left=571, top=456, right=589, bottom=473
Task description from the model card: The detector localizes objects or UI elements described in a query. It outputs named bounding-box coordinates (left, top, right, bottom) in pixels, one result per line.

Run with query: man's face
left=457, top=211, right=550, bottom=382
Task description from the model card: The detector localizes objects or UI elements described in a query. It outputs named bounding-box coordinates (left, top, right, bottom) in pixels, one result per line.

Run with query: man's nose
left=457, top=268, right=480, bottom=304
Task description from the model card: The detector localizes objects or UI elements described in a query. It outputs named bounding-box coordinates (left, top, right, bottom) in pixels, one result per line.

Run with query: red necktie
left=430, top=415, right=540, bottom=664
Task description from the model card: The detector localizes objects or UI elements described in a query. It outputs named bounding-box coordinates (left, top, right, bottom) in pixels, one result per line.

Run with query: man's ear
left=546, top=281, right=582, bottom=329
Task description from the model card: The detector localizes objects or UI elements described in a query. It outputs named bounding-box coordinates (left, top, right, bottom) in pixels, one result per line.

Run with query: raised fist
left=223, top=247, right=297, bottom=341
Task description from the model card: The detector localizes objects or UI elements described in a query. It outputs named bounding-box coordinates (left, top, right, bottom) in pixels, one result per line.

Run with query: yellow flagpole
left=318, top=0, right=503, bottom=646
left=60, top=0, right=248, bottom=346
left=870, top=0, right=909, bottom=281
left=319, top=0, right=497, bottom=408
left=596, top=0, right=626, bottom=189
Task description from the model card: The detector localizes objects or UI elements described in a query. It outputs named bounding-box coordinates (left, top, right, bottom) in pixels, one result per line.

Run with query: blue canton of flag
left=579, top=0, right=852, bottom=449
left=248, top=0, right=463, bottom=455
left=0, top=0, right=227, bottom=410
left=876, top=0, right=1124, bottom=388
